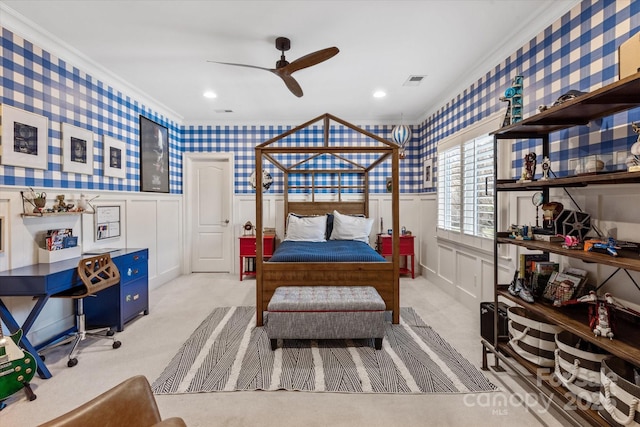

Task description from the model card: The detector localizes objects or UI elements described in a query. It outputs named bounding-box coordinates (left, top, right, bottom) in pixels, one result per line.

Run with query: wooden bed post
left=255, top=148, right=264, bottom=326
left=392, top=146, right=400, bottom=324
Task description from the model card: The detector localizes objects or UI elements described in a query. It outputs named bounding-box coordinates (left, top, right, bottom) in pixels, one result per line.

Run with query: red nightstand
left=239, top=235, right=275, bottom=281
left=376, top=234, right=416, bottom=279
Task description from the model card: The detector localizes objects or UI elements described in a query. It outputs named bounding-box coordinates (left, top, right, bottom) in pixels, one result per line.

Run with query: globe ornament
left=249, top=170, right=273, bottom=192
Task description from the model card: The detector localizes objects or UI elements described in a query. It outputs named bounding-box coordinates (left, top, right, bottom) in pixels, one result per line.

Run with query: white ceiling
left=1, top=0, right=580, bottom=125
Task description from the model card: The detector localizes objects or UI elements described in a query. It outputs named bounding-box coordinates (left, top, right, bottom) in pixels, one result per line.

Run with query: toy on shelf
left=561, top=234, right=582, bottom=250
left=518, top=152, right=536, bottom=182
left=508, top=270, right=534, bottom=303
left=507, top=224, right=533, bottom=240
left=564, top=291, right=640, bottom=340
left=584, top=237, right=621, bottom=257
left=500, top=75, right=523, bottom=127
left=540, top=157, right=551, bottom=180
left=628, top=122, right=640, bottom=172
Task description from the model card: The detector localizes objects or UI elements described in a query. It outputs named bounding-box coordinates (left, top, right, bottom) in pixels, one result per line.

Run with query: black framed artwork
left=139, top=115, right=169, bottom=193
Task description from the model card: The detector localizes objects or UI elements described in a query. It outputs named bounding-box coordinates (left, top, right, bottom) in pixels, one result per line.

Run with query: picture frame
left=423, top=157, right=434, bottom=188
left=103, top=135, right=127, bottom=179
left=139, top=115, right=169, bottom=193
left=0, top=216, right=4, bottom=253
left=61, top=122, right=94, bottom=175
left=95, top=205, right=121, bottom=241
left=0, top=104, right=48, bottom=170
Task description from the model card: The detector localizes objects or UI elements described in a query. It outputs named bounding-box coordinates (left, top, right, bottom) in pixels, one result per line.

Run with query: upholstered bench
left=265, top=286, right=386, bottom=350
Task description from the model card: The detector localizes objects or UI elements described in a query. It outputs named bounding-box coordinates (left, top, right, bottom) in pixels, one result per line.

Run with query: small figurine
left=540, top=156, right=551, bottom=180
left=563, top=291, right=640, bottom=340
left=561, top=234, right=581, bottom=249
left=500, top=75, right=523, bottom=126
left=54, top=195, right=74, bottom=212
left=628, top=122, right=640, bottom=172
left=584, top=237, right=620, bottom=257
left=518, top=152, right=537, bottom=182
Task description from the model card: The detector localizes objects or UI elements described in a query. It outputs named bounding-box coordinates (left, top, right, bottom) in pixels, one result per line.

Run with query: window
left=437, top=114, right=501, bottom=240
left=463, top=135, right=494, bottom=238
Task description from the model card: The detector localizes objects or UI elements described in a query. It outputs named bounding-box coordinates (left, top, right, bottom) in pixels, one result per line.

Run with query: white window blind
left=463, top=135, right=494, bottom=238
left=437, top=113, right=501, bottom=240
left=437, top=146, right=462, bottom=232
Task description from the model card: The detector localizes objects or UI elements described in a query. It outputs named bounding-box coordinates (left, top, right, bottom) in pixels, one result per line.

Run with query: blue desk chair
left=45, top=254, right=122, bottom=367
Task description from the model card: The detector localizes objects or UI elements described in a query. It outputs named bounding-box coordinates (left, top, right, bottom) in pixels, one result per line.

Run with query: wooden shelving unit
left=483, top=71, right=640, bottom=426
left=497, top=288, right=640, bottom=365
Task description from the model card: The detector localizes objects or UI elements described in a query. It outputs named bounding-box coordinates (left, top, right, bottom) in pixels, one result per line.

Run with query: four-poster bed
left=254, top=113, right=401, bottom=326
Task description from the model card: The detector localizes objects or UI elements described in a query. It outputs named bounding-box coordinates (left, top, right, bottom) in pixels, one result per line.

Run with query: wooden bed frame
left=254, top=113, right=401, bottom=326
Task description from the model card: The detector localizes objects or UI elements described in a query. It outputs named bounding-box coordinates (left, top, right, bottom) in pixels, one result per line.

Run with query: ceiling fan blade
left=271, top=70, right=303, bottom=97
left=207, top=60, right=271, bottom=72
left=284, top=47, right=339, bottom=74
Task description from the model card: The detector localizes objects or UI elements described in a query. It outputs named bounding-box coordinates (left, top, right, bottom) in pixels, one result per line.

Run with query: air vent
left=215, top=109, right=234, bottom=113
left=403, top=75, right=426, bottom=87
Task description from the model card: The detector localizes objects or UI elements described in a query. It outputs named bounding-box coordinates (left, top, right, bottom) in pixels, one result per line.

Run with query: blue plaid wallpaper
left=0, top=27, right=181, bottom=194
left=1, top=0, right=638, bottom=196
left=182, top=124, right=420, bottom=194
left=421, top=0, right=640, bottom=179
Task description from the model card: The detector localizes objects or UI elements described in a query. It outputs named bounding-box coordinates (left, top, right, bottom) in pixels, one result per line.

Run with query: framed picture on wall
left=62, top=123, right=94, bottom=175
left=0, top=104, right=48, bottom=170
left=95, top=205, right=121, bottom=241
left=103, top=135, right=127, bottom=179
left=139, top=115, right=169, bottom=193
left=423, top=158, right=434, bottom=188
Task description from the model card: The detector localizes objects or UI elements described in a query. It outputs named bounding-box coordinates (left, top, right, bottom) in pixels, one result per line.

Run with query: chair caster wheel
left=67, top=358, right=78, bottom=367
left=106, top=330, right=115, bottom=337
left=113, top=341, right=122, bottom=349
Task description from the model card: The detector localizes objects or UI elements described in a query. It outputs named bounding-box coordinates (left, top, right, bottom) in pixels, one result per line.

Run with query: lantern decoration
left=391, top=124, right=412, bottom=159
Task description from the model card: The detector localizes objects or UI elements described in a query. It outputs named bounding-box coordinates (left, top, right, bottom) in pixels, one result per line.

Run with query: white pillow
left=284, top=214, right=327, bottom=242
left=329, top=210, right=374, bottom=243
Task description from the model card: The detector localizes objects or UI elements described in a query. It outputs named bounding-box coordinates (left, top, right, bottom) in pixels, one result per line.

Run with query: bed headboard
left=286, top=201, right=367, bottom=218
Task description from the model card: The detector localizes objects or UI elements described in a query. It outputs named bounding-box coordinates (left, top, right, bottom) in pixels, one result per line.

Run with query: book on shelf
left=542, top=268, right=588, bottom=305
left=533, top=234, right=564, bottom=242
left=519, top=253, right=550, bottom=279
left=530, top=261, right=559, bottom=298
left=44, top=228, right=73, bottom=251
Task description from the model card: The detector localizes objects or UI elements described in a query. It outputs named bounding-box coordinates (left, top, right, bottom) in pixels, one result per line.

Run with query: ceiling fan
left=209, top=37, right=339, bottom=97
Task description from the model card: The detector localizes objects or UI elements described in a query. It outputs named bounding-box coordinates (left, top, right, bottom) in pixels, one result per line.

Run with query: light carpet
left=152, top=306, right=497, bottom=394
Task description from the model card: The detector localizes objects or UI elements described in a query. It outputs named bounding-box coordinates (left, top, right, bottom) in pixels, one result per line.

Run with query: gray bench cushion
left=267, top=286, right=386, bottom=312
left=266, top=286, right=386, bottom=348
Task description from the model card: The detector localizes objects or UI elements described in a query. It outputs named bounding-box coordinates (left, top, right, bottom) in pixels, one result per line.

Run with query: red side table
left=239, top=235, right=275, bottom=281
left=376, top=234, right=416, bottom=279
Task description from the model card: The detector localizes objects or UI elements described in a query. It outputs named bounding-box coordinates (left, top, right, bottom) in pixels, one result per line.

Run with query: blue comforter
left=268, top=240, right=386, bottom=263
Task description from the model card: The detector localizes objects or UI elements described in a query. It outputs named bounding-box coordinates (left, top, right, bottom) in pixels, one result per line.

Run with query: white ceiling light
left=203, top=91, right=217, bottom=99
left=373, top=90, right=386, bottom=98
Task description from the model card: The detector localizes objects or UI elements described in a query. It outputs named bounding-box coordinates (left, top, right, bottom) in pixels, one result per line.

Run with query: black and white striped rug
left=152, top=306, right=496, bottom=394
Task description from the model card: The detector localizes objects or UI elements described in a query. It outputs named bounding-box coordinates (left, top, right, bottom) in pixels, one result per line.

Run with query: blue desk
left=0, top=248, right=148, bottom=379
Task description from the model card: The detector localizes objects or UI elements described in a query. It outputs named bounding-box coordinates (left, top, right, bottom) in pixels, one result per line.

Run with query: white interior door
left=185, top=153, right=232, bottom=272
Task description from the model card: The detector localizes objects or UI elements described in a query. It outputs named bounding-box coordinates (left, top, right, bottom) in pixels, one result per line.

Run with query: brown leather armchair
left=38, top=375, right=186, bottom=427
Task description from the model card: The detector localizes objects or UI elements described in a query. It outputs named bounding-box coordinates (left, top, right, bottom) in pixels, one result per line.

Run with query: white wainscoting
left=0, top=186, right=183, bottom=346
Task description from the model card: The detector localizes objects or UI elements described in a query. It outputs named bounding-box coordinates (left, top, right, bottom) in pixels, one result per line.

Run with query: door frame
left=182, top=152, right=235, bottom=273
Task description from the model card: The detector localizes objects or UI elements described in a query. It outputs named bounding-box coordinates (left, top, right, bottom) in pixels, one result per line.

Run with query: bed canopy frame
left=254, top=113, right=401, bottom=326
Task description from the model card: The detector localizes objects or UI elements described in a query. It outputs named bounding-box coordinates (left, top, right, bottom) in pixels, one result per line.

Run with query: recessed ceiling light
left=203, top=91, right=217, bottom=99
left=373, top=90, right=386, bottom=98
